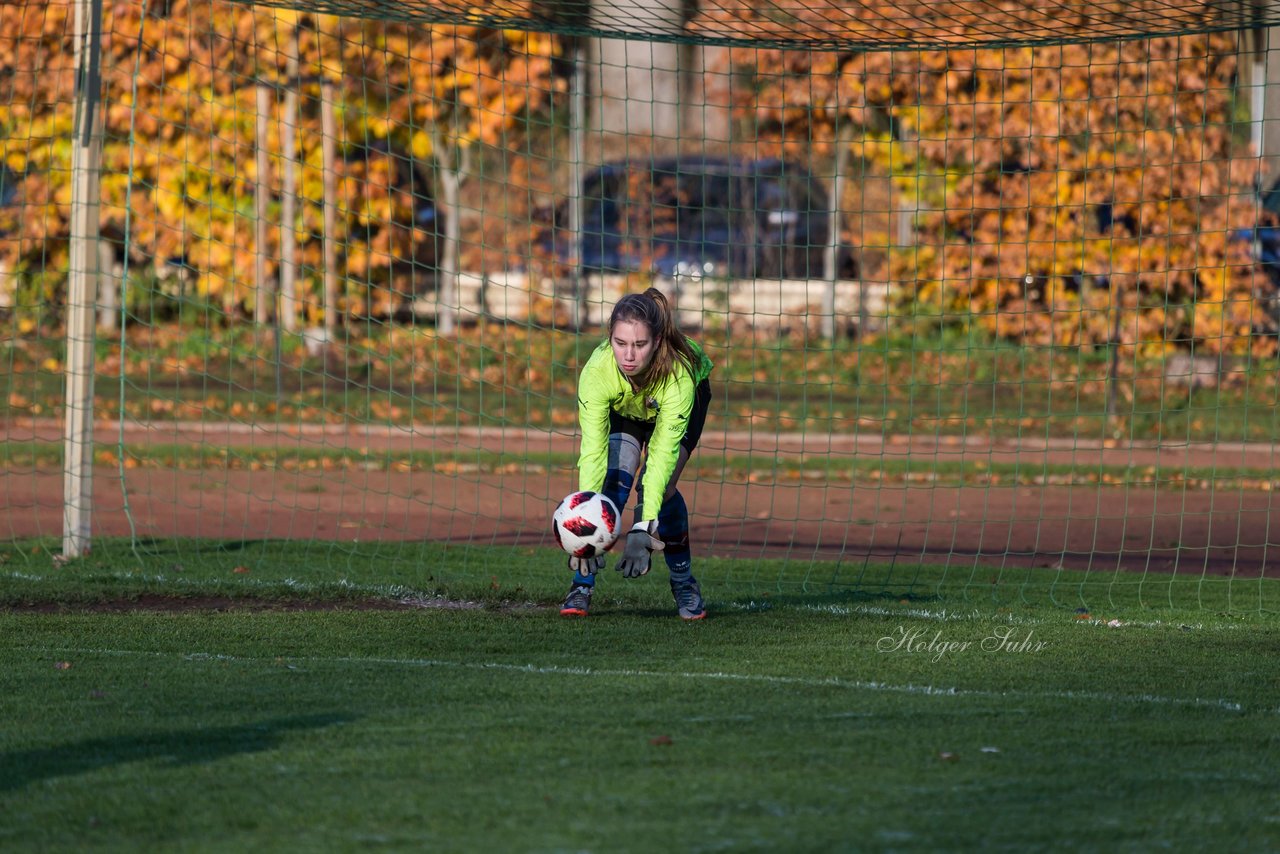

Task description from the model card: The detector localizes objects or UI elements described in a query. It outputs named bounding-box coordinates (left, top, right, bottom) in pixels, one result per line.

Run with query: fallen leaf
left=649, top=735, right=673, bottom=746
left=232, top=566, right=250, bottom=574
left=938, top=751, right=959, bottom=762
left=54, top=661, right=72, bottom=670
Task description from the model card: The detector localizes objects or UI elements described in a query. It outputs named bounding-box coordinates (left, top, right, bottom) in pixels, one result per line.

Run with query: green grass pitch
left=1, top=540, right=1277, bottom=851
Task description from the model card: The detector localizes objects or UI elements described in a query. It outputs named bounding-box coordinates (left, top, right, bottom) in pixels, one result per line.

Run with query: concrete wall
left=410, top=272, right=890, bottom=334
left=591, top=0, right=684, bottom=151
left=589, top=0, right=731, bottom=153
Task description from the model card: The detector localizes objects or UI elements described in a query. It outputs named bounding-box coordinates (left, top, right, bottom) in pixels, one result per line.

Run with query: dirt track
left=4, top=419, right=1279, bottom=575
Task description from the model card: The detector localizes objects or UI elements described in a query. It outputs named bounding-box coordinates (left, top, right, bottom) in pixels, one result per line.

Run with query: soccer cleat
left=670, top=576, right=706, bottom=621
left=560, top=583, right=593, bottom=617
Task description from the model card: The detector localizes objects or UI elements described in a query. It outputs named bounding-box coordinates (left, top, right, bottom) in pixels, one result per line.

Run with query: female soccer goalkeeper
left=560, top=287, right=714, bottom=620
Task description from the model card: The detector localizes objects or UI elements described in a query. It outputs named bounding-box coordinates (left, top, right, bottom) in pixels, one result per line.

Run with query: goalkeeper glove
left=615, top=520, right=664, bottom=578
left=568, top=554, right=606, bottom=575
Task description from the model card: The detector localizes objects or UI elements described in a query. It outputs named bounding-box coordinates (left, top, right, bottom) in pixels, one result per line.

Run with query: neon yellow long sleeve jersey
left=576, top=338, right=713, bottom=520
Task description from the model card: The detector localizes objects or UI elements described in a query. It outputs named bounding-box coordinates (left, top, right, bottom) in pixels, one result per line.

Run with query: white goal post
left=62, top=0, right=104, bottom=558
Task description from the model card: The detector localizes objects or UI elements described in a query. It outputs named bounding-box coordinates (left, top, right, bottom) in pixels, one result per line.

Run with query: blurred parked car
left=1230, top=175, right=1280, bottom=331
left=0, top=165, right=20, bottom=310
left=537, top=156, right=856, bottom=280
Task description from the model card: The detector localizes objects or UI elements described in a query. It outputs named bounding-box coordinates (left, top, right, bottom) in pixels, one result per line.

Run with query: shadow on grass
left=0, top=712, right=353, bottom=792
left=716, top=588, right=947, bottom=612
left=581, top=589, right=947, bottom=622
left=116, top=538, right=274, bottom=556
left=586, top=606, right=727, bottom=622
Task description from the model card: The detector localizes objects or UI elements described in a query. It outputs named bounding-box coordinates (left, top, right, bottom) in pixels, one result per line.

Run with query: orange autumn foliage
left=710, top=9, right=1271, bottom=354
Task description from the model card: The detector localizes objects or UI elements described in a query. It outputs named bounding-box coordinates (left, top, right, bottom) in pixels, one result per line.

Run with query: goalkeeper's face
left=610, top=319, right=655, bottom=379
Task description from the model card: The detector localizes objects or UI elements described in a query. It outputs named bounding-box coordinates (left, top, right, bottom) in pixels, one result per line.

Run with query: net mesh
left=0, top=0, right=1277, bottom=610
left=251, top=0, right=1280, bottom=50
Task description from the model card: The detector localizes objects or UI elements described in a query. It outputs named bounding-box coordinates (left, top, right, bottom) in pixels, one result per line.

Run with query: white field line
left=12, top=644, right=1262, bottom=715
left=721, top=599, right=1228, bottom=630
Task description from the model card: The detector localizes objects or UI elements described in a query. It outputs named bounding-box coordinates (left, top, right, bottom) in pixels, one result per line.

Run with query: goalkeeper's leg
left=601, top=433, right=642, bottom=523
left=657, top=488, right=691, bottom=572
left=658, top=487, right=705, bottom=620
left=633, top=448, right=705, bottom=619
left=565, top=433, right=642, bottom=595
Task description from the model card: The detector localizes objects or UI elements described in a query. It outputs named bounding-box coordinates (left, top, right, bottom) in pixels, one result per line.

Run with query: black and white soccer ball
left=552, top=491, right=621, bottom=558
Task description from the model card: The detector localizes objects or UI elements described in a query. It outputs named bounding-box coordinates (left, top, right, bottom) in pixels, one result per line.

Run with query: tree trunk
left=254, top=81, right=272, bottom=325
left=436, top=153, right=462, bottom=337
left=823, top=120, right=852, bottom=339
left=321, top=78, right=338, bottom=335
left=279, top=25, right=300, bottom=333
left=568, top=44, right=586, bottom=329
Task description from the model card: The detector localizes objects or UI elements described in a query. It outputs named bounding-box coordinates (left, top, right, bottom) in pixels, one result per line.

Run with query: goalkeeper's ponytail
left=609, top=287, right=697, bottom=391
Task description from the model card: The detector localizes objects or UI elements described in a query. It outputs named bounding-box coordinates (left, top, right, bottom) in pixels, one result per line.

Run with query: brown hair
left=608, top=287, right=698, bottom=391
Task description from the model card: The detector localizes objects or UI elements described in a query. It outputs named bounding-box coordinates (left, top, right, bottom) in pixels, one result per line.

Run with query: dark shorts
left=608, top=378, right=712, bottom=455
